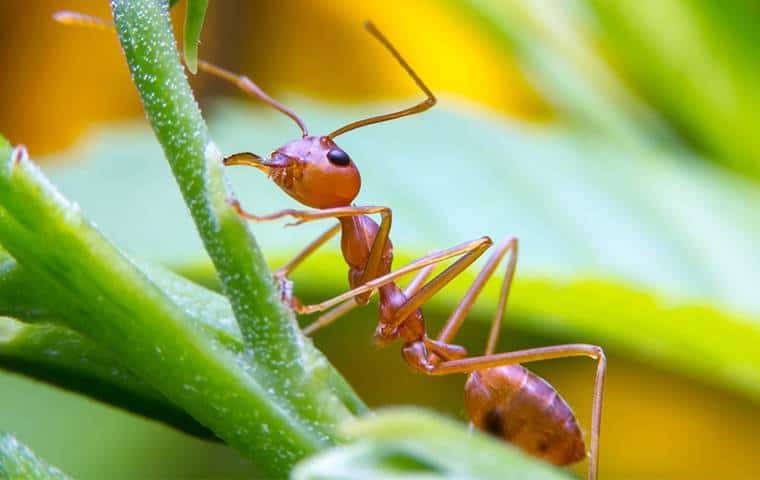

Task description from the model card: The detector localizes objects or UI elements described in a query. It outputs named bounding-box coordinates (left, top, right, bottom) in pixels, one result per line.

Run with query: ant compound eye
left=326, top=148, right=351, bottom=166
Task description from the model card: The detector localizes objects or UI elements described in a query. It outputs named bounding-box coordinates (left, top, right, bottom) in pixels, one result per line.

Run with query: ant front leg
left=433, top=236, right=519, bottom=360
left=227, top=199, right=342, bottom=306
left=274, top=223, right=341, bottom=306
left=228, top=201, right=392, bottom=310
left=227, top=200, right=389, bottom=226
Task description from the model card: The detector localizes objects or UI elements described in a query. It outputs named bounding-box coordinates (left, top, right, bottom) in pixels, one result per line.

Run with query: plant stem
left=108, top=1, right=349, bottom=424
left=0, top=250, right=366, bottom=433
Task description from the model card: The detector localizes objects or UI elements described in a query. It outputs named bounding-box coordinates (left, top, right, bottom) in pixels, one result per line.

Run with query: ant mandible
left=55, top=12, right=606, bottom=479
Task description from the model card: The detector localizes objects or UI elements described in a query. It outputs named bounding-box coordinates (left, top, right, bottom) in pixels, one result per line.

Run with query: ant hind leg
left=429, top=344, right=606, bottom=480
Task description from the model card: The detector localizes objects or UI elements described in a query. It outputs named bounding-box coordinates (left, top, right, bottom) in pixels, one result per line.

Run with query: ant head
left=274, top=135, right=361, bottom=208
left=224, top=21, right=435, bottom=209
left=225, top=136, right=361, bottom=209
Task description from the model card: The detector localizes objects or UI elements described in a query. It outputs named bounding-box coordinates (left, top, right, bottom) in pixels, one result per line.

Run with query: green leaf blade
left=182, top=0, right=208, bottom=74
left=293, top=408, right=574, bottom=480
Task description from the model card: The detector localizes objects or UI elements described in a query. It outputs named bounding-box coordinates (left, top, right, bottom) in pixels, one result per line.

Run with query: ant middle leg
left=295, top=236, right=493, bottom=315
left=433, top=236, right=519, bottom=361
left=273, top=223, right=341, bottom=280
left=302, top=264, right=435, bottom=336
left=272, top=222, right=340, bottom=306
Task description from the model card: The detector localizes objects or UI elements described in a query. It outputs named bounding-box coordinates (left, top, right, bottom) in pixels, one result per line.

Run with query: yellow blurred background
left=0, top=0, right=548, bottom=156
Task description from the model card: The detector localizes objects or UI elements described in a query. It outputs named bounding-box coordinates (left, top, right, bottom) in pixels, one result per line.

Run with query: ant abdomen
left=464, top=365, right=586, bottom=466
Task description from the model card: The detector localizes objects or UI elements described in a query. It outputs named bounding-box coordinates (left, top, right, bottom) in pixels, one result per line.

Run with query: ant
left=55, top=11, right=606, bottom=479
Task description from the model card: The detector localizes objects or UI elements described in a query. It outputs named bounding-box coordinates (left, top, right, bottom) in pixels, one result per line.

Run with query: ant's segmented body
left=56, top=12, right=606, bottom=479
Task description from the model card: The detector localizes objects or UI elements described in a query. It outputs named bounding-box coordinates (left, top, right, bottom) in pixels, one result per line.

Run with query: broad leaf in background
left=447, top=0, right=760, bottom=179
left=587, top=0, right=760, bottom=178
left=47, top=99, right=760, bottom=312
left=41, top=99, right=760, bottom=401
left=292, top=409, right=573, bottom=480
left=445, top=0, right=674, bottom=148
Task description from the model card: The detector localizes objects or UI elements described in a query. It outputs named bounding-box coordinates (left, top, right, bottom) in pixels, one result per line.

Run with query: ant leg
left=271, top=223, right=340, bottom=306
left=274, top=223, right=340, bottom=279
left=229, top=202, right=391, bottom=288
left=230, top=202, right=394, bottom=300
left=54, top=11, right=114, bottom=31
left=227, top=202, right=390, bottom=225
left=295, top=236, right=493, bottom=314
left=53, top=12, right=309, bottom=136
left=195, top=60, right=309, bottom=136
left=434, top=237, right=519, bottom=358
left=302, top=299, right=360, bottom=335
left=429, top=344, right=606, bottom=480
left=381, top=238, right=494, bottom=333
left=303, top=264, right=433, bottom=336
left=404, top=264, right=436, bottom=297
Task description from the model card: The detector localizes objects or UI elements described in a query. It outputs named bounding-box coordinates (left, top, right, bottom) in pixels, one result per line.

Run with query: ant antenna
left=53, top=11, right=115, bottom=31
left=53, top=11, right=309, bottom=137
left=194, top=60, right=309, bottom=137
left=328, top=21, right=437, bottom=139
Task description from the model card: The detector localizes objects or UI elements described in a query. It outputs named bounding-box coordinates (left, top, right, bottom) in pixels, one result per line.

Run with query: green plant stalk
left=0, top=140, right=340, bottom=476
left=108, top=0, right=354, bottom=438
left=0, top=317, right=215, bottom=440
left=0, top=433, right=72, bottom=480
left=0, top=250, right=366, bottom=429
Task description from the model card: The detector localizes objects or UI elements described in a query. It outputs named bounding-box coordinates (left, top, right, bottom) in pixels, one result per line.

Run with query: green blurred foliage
left=589, top=0, right=760, bottom=177
left=449, top=0, right=760, bottom=178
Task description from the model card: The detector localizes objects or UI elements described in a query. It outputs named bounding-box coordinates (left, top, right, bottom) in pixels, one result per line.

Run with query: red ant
left=55, top=12, right=606, bottom=479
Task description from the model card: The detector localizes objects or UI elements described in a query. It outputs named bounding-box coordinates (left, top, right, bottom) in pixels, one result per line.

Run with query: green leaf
left=0, top=433, right=72, bottom=480
left=182, top=0, right=208, bottom=74
left=292, top=408, right=573, bottom=480
left=0, top=316, right=214, bottom=440
left=0, top=250, right=366, bottom=432
left=449, top=1, right=760, bottom=179
left=444, top=0, right=671, bottom=148
left=39, top=98, right=760, bottom=401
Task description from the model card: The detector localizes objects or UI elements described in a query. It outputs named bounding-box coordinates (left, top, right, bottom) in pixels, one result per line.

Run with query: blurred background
left=2, top=1, right=760, bottom=479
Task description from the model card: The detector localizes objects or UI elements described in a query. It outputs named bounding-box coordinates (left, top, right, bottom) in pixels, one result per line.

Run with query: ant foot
left=226, top=198, right=262, bottom=221
left=274, top=274, right=305, bottom=311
